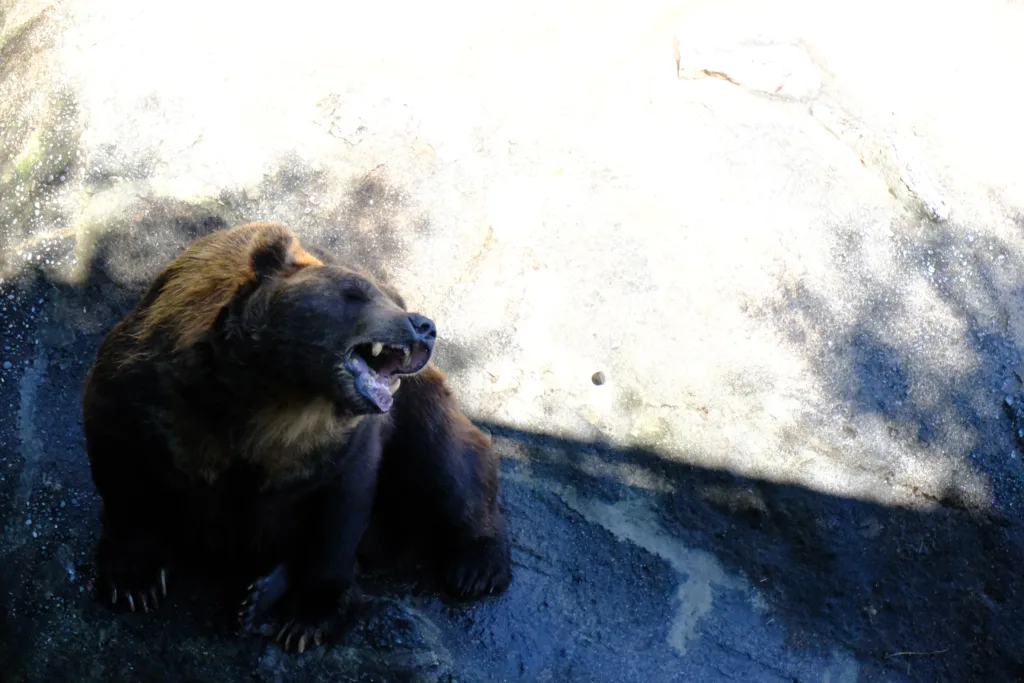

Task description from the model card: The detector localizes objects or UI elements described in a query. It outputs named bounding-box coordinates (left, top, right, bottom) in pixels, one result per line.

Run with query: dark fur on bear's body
left=82, top=222, right=511, bottom=651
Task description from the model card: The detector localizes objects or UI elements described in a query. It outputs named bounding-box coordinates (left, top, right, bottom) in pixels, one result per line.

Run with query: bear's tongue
left=348, top=353, right=399, bottom=412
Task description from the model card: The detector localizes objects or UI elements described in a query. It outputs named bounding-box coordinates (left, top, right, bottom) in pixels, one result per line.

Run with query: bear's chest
left=239, top=396, right=373, bottom=488
left=165, top=395, right=365, bottom=487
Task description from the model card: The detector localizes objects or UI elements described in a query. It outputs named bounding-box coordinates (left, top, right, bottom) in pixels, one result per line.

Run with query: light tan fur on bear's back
left=133, top=222, right=322, bottom=353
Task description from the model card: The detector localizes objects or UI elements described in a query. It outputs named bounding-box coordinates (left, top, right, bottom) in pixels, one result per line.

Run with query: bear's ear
left=250, top=233, right=296, bottom=281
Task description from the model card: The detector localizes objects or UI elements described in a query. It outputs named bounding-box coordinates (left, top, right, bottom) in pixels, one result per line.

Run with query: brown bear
left=82, top=221, right=511, bottom=652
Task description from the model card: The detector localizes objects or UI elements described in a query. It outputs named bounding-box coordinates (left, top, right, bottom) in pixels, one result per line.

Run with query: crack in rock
left=676, top=36, right=822, bottom=100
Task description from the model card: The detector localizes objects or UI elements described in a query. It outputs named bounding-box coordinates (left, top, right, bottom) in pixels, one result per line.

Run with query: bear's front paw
left=239, top=564, right=291, bottom=632
left=444, top=535, right=512, bottom=599
left=275, top=579, right=366, bottom=654
left=97, top=533, right=169, bottom=614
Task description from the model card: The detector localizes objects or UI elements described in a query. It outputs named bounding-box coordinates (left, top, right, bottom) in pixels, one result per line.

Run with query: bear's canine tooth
left=371, top=342, right=384, bottom=357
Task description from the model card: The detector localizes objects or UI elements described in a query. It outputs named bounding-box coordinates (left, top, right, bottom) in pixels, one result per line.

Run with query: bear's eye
left=343, top=287, right=369, bottom=303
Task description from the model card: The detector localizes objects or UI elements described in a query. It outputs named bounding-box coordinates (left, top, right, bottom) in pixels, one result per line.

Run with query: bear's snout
left=406, top=314, right=437, bottom=345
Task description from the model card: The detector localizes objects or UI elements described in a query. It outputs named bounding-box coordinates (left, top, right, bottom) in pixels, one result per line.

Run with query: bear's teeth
left=371, top=342, right=384, bottom=357
left=403, top=347, right=411, bottom=367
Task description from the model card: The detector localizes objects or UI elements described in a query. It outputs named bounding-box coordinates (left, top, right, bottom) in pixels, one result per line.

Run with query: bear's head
left=217, top=230, right=436, bottom=415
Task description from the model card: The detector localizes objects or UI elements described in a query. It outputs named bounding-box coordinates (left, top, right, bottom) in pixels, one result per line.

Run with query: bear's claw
left=276, top=620, right=325, bottom=653
left=445, top=536, right=512, bottom=599
left=107, top=567, right=167, bottom=613
left=239, top=564, right=291, bottom=632
left=98, top=533, right=169, bottom=614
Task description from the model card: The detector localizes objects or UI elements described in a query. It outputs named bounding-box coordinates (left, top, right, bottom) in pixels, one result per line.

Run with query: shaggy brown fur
left=131, top=222, right=323, bottom=353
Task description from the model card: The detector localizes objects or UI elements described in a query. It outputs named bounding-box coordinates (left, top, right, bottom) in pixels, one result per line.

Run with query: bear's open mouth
left=343, top=341, right=431, bottom=412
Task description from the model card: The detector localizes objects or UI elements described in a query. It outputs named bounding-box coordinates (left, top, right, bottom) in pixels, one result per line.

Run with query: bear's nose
left=408, top=314, right=437, bottom=343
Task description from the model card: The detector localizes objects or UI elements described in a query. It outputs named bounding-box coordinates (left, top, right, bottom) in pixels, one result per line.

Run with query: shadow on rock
left=481, top=422, right=1024, bottom=683
left=219, top=156, right=430, bottom=286
left=751, top=211, right=1024, bottom=515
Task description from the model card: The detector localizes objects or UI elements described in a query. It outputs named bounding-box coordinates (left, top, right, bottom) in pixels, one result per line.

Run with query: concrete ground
left=2, top=0, right=1024, bottom=680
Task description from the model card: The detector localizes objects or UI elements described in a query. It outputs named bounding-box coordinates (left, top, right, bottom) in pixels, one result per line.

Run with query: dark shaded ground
left=484, top=423, right=1024, bottom=683
left=0, top=193, right=1023, bottom=682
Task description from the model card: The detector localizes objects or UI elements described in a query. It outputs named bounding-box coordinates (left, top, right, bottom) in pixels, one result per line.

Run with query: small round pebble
left=592, top=371, right=606, bottom=386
